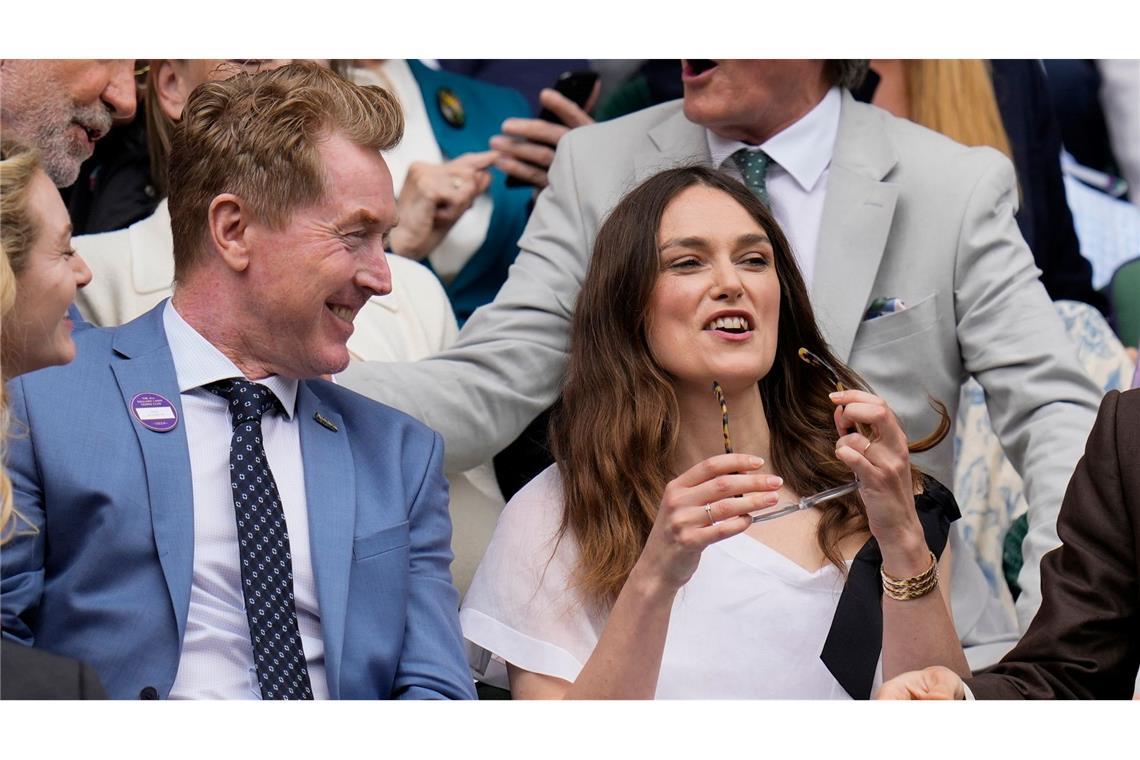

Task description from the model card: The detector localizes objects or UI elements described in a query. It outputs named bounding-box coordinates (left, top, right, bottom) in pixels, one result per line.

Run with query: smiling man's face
left=234, top=132, right=398, bottom=379
left=0, top=59, right=136, bottom=187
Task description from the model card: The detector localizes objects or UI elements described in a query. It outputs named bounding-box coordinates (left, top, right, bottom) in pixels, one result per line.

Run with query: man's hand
left=489, top=83, right=599, bottom=189
left=875, top=666, right=966, bottom=700
left=388, top=151, right=497, bottom=260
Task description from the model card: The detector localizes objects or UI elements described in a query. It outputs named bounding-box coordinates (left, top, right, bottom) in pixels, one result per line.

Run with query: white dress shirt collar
left=707, top=86, right=842, bottom=194
left=163, top=299, right=298, bottom=419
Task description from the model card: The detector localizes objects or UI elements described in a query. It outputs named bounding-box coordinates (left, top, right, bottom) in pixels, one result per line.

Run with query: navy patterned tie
left=205, top=378, right=314, bottom=700
left=730, top=147, right=773, bottom=207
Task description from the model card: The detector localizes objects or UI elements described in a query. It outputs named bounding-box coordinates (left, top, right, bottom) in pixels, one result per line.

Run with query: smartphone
left=505, top=70, right=600, bottom=188
left=537, top=70, right=599, bottom=124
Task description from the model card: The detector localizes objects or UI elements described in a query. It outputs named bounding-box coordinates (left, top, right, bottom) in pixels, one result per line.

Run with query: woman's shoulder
left=463, top=462, right=588, bottom=631
left=511, top=463, right=564, bottom=502
left=492, top=464, right=572, bottom=550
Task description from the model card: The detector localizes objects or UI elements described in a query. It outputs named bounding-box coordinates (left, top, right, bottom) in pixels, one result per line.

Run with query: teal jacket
left=408, top=60, right=533, bottom=325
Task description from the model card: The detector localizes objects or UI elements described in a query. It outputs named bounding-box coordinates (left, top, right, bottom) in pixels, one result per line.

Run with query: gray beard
left=1, top=78, right=112, bottom=188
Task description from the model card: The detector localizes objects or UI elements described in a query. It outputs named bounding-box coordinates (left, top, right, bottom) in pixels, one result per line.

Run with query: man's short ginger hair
left=167, top=61, right=403, bottom=281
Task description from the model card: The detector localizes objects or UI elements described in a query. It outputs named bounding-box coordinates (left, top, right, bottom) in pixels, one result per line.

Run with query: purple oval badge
left=131, top=392, right=179, bottom=433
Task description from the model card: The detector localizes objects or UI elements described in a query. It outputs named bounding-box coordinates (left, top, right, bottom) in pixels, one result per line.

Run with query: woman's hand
left=830, top=390, right=928, bottom=574
left=388, top=151, right=498, bottom=260
left=512, top=453, right=780, bottom=700
left=632, top=453, right=782, bottom=593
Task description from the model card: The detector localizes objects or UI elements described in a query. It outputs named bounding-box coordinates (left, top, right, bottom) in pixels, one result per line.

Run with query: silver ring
left=704, top=503, right=714, bottom=526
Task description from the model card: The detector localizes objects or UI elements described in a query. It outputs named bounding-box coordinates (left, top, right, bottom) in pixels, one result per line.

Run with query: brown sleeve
left=968, top=389, right=1140, bottom=699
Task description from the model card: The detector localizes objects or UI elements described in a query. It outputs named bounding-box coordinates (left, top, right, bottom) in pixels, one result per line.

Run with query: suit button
left=139, top=686, right=159, bottom=700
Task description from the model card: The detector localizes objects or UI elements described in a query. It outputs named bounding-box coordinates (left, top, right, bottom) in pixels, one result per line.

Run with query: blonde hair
left=167, top=61, right=403, bottom=281
left=0, top=258, right=13, bottom=544
left=903, top=60, right=1013, bottom=161
left=0, top=249, right=14, bottom=544
left=0, top=137, right=41, bottom=544
left=0, top=137, right=42, bottom=277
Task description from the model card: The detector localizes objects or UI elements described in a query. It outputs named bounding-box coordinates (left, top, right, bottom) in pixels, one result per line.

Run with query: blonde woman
left=0, top=137, right=103, bottom=699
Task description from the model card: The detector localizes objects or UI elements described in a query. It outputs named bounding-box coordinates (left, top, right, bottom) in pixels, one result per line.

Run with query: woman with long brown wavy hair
left=460, top=165, right=968, bottom=698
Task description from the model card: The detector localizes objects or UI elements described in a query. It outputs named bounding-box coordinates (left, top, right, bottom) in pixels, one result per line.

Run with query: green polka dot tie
left=730, top=148, right=773, bottom=208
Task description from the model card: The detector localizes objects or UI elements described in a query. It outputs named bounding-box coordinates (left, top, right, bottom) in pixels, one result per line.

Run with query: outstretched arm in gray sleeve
left=339, top=134, right=595, bottom=472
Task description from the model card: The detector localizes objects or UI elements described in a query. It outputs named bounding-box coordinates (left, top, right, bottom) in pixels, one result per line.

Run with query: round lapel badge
left=436, top=87, right=465, bottom=128
left=131, top=392, right=179, bottom=432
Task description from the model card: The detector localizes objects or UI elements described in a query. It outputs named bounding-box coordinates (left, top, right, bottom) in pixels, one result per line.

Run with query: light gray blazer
left=341, top=93, right=1104, bottom=662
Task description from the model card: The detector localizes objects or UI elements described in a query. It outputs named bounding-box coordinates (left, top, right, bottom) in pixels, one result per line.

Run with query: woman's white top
left=459, top=466, right=882, bottom=699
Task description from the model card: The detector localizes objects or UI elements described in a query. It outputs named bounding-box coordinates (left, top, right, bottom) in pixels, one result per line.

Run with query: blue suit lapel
left=296, top=383, right=354, bottom=699
left=109, top=303, right=195, bottom=640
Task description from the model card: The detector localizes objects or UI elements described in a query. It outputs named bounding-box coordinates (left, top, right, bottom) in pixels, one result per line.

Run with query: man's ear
left=207, top=194, right=252, bottom=273
left=154, top=60, right=191, bottom=121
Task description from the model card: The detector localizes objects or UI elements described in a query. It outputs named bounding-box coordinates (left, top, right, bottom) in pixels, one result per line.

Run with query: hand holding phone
left=496, top=70, right=599, bottom=189
left=537, top=71, right=600, bottom=124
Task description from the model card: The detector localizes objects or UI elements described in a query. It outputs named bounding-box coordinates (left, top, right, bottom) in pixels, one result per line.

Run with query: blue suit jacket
left=0, top=303, right=475, bottom=700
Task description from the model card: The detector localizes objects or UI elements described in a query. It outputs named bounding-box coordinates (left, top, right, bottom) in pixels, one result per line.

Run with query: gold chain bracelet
left=881, top=551, right=938, bottom=601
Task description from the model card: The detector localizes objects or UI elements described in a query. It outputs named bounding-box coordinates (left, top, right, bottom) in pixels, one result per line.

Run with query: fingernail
left=829, top=392, right=842, bottom=400
left=769, top=476, right=783, bottom=488
left=749, top=456, right=764, bottom=466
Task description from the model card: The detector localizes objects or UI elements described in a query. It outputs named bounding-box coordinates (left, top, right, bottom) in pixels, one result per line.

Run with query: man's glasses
left=712, top=347, right=864, bottom=524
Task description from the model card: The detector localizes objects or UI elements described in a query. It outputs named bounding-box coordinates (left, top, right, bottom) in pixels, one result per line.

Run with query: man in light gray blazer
left=341, top=60, right=1103, bottom=667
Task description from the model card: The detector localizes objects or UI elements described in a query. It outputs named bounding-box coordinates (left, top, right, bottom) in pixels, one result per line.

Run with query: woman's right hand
left=633, top=454, right=783, bottom=593
left=388, top=151, right=498, bottom=260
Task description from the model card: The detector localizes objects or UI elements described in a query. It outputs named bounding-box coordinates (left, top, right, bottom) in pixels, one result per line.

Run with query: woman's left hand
left=830, top=390, right=927, bottom=569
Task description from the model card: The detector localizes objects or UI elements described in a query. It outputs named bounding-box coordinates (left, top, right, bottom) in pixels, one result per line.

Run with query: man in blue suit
left=0, top=63, right=475, bottom=700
